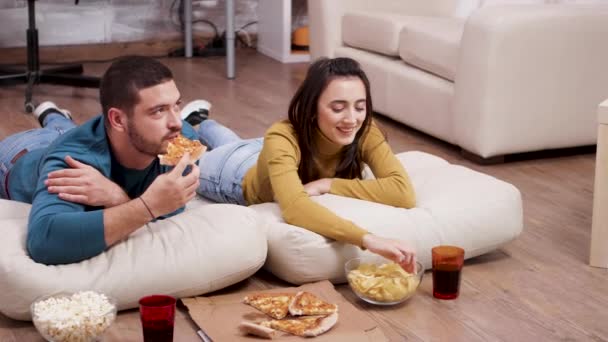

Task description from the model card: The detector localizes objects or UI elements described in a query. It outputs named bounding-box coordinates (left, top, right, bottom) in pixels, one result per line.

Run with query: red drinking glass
left=139, top=295, right=176, bottom=342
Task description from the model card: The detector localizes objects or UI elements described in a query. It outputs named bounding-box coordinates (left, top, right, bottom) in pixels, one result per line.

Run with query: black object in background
left=0, top=0, right=100, bottom=113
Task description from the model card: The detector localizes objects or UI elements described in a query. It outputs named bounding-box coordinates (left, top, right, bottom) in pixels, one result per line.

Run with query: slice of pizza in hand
left=261, top=312, right=339, bottom=337
left=158, top=134, right=207, bottom=166
left=238, top=321, right=278, bottom=339
left=288, top=291, right=338, bottom=316
left=243, top=293, right=295, bottom=320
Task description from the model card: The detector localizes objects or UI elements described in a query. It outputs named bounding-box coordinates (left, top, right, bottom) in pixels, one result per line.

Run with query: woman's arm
left=330, top=124, right=416, bottom=208
left=264, top=128, right=369, bottom=247
left=263, top=124, right=417, bottom=270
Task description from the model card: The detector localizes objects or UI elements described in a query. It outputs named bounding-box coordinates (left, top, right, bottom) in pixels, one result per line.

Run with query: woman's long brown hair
left=288, top=57, right=373, bottom=184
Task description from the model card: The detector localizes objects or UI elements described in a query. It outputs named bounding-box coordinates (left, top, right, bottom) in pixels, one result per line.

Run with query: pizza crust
left=238, top=321, right=278, bottom=339
left=302, top=312, right=339, bottom=337
left=263, top=312, right=339, bottom=337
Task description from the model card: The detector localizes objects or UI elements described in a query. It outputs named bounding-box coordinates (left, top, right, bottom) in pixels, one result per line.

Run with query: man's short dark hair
left=99, top=56, right=173, bottom=117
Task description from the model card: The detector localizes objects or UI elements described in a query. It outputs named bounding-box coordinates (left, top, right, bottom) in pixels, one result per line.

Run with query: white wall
left=0, top=0, right=307, bottom=48
left=482, top=0, right=607, bottom=4
left=455, top=0, right=607, bottom=18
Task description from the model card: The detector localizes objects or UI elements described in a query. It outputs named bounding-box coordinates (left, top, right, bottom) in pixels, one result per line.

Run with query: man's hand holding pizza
left=139, top=153, right=200, bottom=219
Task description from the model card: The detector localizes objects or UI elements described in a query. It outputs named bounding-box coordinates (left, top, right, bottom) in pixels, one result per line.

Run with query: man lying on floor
left=0, top=56, right=209, bottom=265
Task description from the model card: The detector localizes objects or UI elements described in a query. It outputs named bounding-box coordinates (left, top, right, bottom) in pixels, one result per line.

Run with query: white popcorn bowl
left=30, top=291, right=117, bottom=342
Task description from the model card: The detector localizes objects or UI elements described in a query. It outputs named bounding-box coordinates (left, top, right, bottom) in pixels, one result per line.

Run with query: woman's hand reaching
left=362, top=234, right=417, bottom=273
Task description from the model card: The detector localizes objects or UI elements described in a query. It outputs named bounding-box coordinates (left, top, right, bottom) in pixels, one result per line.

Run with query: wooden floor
left=0, top=50, right=606, bottom=342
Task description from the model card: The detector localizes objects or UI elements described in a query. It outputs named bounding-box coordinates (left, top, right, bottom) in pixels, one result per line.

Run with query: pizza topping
left=158, top=134, right=206, bottom=166
left=263, top=316, right=323, bottom=336
left=259, top=312, right=339, bottom=337
left=243, top=293, right=295, bottom=320
left=289, top=291, right=338, bottom=316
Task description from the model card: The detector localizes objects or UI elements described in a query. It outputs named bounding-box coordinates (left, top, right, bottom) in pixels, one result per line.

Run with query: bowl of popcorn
left=345, top=255, right=424, bottom=305
left=30, top=291, right=117, bottom=342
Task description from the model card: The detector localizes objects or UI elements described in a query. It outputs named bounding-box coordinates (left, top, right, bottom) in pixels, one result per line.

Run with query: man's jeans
left=0, top=115, right=75, bottom=199
left=196, top=120, right=262, bottom=205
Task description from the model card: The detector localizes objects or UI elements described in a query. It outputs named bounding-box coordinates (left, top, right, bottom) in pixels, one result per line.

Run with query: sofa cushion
left=342, top=12, right=412, bottom=57
left=335, top=46, right=457, bottom=145
left=251, top=151, right=522, bottom=285
left=398, top=17, right=465, bottom=81
left=0, top=198, right=267, bottom=321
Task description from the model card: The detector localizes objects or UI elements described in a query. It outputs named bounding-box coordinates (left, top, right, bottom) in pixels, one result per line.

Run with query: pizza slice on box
left=261, top=312, right=339, bottom=337
left=288, top=291, right=338, bottom=316
left=158, top=134, right=206, bottom=166
left=243, top=293, right=295, bottom=320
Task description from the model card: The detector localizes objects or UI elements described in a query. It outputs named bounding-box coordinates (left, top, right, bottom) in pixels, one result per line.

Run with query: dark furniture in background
left=0, top=0, right=100, bottom=113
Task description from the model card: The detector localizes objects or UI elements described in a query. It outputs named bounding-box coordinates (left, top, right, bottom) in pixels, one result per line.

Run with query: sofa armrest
left=308, top=0, right=466, bottom=59
left=454, top=5, right=608, bottom=157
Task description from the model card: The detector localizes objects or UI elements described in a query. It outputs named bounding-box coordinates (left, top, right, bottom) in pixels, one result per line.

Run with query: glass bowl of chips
left=345, top=255, right=424, bottom=305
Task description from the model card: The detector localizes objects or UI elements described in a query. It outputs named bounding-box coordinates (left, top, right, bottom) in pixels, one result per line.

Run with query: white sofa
left=308, top=0, right=608, bottom=160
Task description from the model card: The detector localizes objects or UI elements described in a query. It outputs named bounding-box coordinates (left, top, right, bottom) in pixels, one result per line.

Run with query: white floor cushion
left=0, top=198, right=267, bottom=321
left=251, top=151, right=523, bottom=284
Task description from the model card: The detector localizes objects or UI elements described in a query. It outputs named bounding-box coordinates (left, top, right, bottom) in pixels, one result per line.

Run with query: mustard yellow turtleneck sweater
left=242, top=120, right=416, bottom=247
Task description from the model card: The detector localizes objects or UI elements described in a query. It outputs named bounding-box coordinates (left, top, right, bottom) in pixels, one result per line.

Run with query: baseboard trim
left=0, top=35, right=215, bottom=65
left=461, top=144, right=597, bottom=164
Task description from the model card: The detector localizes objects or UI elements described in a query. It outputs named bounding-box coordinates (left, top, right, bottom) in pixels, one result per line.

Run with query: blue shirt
left=8, top=115, right=198, bottom=265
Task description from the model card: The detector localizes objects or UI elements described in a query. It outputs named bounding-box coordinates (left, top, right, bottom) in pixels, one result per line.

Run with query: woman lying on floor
left=188, top=57, right=418, bottom=272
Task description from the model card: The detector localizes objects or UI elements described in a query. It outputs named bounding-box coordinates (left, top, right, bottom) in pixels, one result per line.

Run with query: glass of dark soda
left=139, top=295, right=176, bottom=342
left=432, top=246, right=465, bottom=300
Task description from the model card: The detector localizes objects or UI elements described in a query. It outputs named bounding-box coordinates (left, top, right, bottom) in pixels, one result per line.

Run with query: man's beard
left=127, top=121, right=178, bottom=157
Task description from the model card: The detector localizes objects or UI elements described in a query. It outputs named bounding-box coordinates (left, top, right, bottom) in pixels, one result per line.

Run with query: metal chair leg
left=24, top=73, right=36, bottom=113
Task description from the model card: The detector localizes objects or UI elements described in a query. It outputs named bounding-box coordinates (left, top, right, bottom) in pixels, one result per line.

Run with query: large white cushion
left=0, top=198, right=267, bottom=321
left=252, top=151, right=523, bottom=284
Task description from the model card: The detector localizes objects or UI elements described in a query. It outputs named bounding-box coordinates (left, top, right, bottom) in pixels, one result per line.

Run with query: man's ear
left=107, top=108, right=128, bottom=133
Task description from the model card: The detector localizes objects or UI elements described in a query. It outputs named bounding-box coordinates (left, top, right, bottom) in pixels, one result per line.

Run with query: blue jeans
left=196, top=120, right=262, bottom=205
left=0, top=114, right=76, bottom=199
